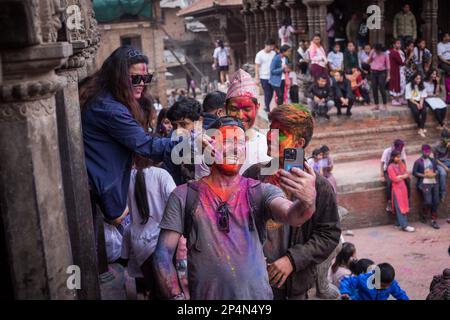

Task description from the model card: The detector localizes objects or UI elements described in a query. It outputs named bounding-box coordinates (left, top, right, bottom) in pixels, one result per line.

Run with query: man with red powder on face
left=244, top=103, right=341, bottom=300
left=152, top=115, right=318, bottom=300
left=225, top=69, right=272, bottom=174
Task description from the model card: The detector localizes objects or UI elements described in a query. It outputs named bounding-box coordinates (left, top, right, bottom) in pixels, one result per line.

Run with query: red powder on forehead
left=141, top=64, right=147, bottom=73
left=228, top=97, right=257, bottom=109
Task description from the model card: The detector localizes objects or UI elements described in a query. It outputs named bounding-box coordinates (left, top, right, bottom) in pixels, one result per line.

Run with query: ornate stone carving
left=0, top=75, right=67, bottom=102
left=40, top=0, right=65, bottom=43
left=0, top=98, right=56, bottom=122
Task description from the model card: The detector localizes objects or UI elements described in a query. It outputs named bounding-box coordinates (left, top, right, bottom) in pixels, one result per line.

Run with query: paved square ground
left=344, top=218, right=450, bottom=300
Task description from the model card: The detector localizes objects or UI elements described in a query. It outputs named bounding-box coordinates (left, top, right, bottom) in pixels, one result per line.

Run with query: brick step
left=329, top=143, right=425, bottom=163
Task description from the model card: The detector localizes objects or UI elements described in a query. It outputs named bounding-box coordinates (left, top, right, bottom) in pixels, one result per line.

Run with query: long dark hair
left=156, top=108, right=171, bottom=137
left=332, top=242, right=356, bottom=273
left=139, top=94, right=156, bottom=132
left=389, top=150, right=402, bottom=165
left=133, top=156, right=154, bottom=225
left=425, top=68, right=439, bottom=95
left=409, top=72, right=425, bottom=91
left=79, top=46, right=149, bottom=127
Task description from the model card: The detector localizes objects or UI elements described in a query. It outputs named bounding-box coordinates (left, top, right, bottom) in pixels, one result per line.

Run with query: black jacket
left=332, top=78, right=354, bottom=100
left=243, top=161, right=341, bottom=297
left=307, top=83, right=333, bottom=100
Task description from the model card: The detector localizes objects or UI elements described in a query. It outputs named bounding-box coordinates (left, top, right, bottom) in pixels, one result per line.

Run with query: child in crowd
left=424, top=69, right=448, bottom=130
left=345, top=67, right=367, bottom=104
left=287, top=63, right=299, bottom=103
left=358, top=44, right=372, bottom=69
left=329, top=242, right=357, bottom=288
left=320, top=145, right=338, bottom=195
left=307, top=148, right=324, bottom=175
left=327, top=43, right=344, bottom=76
left=340, top=263, right=409, bottom=300
left=350, top=258, right=375, bottom=276
left=297, top=40, right=310, bottom=74
left=121, top=156, right=189, bottom=299
left=155, top=108, right=173, bottom=138
left=307, top=75, right=335, bottom=119
left=387, top=150, right=415, bottom=232
left=405, top=72, right=428, bottom=138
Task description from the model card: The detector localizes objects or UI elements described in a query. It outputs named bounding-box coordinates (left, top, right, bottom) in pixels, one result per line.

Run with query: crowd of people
left=253, top=4, right=450, bottom=138
left=78, top=4, right=450, bottom=300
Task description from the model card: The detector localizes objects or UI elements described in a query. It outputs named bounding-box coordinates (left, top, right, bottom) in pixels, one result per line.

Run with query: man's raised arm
left=269, top=164, right=317, bottom=226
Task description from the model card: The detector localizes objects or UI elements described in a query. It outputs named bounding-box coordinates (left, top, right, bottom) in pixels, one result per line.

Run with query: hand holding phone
left=283, top=148, right=304, bottom=172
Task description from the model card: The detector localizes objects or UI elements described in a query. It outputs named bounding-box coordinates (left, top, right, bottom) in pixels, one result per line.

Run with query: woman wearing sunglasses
left=80, top=46, right=174, bottom=228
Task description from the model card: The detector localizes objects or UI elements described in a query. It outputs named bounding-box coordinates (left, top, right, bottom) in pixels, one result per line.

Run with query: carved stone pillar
left=55, top=0, right=101, bottom=300
left=0, top=1, right=75, bottom=299
left=261, top=0, right=274, bottom=42
left=248, top=13, right=257, bottom=59
left=250, top=3, right=263, bottom=51
left=242, top=2, right=252, bottom=63
left=303, top=0, right=334, bottom=51
left=369, top=0, right=386, bottom=46
left=422, top=0, right=439, bottom=66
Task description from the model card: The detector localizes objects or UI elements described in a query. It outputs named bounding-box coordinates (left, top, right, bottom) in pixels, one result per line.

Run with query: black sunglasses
left=130, top=74, right=153, bottom=86
left=216, top=202, right=230, bottom=233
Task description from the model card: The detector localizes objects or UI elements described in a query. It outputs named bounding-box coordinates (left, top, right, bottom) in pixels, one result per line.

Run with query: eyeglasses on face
left=130, top=74, right=153, bottom=86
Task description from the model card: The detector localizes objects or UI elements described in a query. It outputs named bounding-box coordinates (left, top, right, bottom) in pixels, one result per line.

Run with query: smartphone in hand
left=283, top=148, right=304, bottom=172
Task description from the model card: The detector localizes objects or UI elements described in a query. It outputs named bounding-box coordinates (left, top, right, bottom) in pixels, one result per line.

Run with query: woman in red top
left=387, top=151, right=415, bottom=232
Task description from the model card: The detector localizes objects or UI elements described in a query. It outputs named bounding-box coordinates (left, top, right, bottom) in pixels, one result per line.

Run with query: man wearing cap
left=433, top=129, right=450, bottom=202
left=152, top=116, right=318, bottom=300
left=413, top=145, right=441, bottom=229
left=225, top=69, right=272, bottom=174
left=380, top=140, right=409, bottom=213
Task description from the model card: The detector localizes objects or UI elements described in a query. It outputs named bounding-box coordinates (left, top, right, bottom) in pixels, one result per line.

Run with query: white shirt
left=289, top=71, right=298, bottom=86
left=213, top=47, right=229, bottom=66
left=437, top=41, right=450, bottom=61
left=298, top=47, right=309, bottom=62
left=122, top=167, right=176, bottom=273
left=327, top=51, right=344, bottom=70
left=240, top=129, right=272, bottom=175
left=255, top=49, right=276, bottom=80
left=405, top=83, right=427, bottom=101
left=104, top=223, right=123, bottom=263
left=381, top=147, right=407, bottom=171
left=278, top=25, right=295, bottom=46
left=358, top=51, right=370, bottom=64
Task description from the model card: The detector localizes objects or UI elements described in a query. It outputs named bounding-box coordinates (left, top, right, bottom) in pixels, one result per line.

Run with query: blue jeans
left=260, top=79, right=274, bottom=112
left=394, top=195, right=408, bottom=229
left=437, top=159, right=450, bottom=198
left=419, top=183, right=440, bottom=220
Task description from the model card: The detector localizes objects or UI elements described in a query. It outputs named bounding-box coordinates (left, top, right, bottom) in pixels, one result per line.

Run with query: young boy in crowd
left=165, top=97, right=203, bottom=185
left=307, top=75, right=335, bottom=119
left=340, top=263, right=409, bottom=300
left=307, top=148, right=324, bottom=175
left=413, top=144, right=441, bottom=229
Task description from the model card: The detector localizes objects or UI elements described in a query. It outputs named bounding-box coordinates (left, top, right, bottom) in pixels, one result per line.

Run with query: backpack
left=183, top=179, right=267, bottom=246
